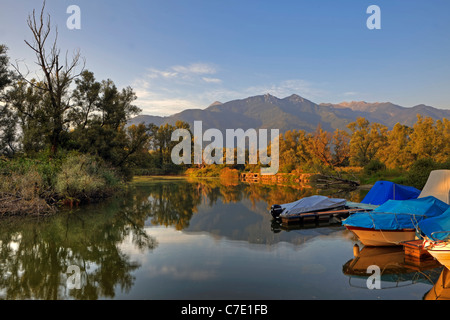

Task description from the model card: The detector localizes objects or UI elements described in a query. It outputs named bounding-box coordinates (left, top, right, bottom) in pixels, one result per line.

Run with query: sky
left=1, top=0, right=450, bottom=116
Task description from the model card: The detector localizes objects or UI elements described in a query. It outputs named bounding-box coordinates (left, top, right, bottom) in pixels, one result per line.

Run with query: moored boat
left=270, top=195, right=347, bottom=219
left=343, top=196, right=450, bottom=246
left=344, top=170, right=450, bottom=247
left=345, top=226, right=417, bottom=246
left=424, top=268, right=450, bottom=300
left=360, top=180, right=421, bottom=206
left=419, top=207, right=450, bottom=269
left=422, top=240, right=450, bottom=270
left=417, top=170, right=450, bottom=204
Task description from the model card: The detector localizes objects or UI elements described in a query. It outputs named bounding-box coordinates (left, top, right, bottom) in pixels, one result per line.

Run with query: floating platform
left=280, top=208, right=368, bottom=225
left=402, top=239, right=433, bottom=260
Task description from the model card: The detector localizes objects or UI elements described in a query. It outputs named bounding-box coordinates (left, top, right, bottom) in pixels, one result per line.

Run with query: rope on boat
left=366, top=211, right=427, bottom=245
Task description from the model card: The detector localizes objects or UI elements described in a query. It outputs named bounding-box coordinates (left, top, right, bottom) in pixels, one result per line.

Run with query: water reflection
left=0, top=192, right=157, bottom=299
left=0, top=176, right=441, bottom=300
left=342, top=246, right=442, bottom=290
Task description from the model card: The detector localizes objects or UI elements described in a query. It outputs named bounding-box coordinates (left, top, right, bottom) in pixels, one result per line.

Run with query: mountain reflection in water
left=0, top=176, right=442, bottom=300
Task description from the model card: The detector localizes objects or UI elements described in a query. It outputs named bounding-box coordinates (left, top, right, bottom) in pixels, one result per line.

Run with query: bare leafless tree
left=13, top=0, right=85, bottom=154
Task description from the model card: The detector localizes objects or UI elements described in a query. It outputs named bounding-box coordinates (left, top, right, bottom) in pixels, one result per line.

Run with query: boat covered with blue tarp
left=361, top=180, right=421, bottom=206
left=343, top=196, right=450, bottom=231
left=419, top=207, right=450, bottom=241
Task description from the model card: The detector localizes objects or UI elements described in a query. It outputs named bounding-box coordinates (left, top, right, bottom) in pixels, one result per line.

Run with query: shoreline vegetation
left=0, top=152, right=124, bottom=216
left=2, top=3, right=450, bottom=217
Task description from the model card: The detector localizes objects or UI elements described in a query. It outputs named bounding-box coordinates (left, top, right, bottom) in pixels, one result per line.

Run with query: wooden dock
left=401, top=239, right=440, bottom=268
left=240, top=172, right=314, bottom=184
left=402, top=239, right=433, bottom=259
left=280, top=208, right=368, bottom=225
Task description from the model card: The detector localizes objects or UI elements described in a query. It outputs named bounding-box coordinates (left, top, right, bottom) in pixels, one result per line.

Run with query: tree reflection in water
left=0, top=176, right=363, bottom=299
left=0, top=191, right=157, bottom=300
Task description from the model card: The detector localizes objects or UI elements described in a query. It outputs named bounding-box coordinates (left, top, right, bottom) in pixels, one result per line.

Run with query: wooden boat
left=345, top=226, right=417, bottom=246
left=344, top=172, right=450, bottom=247
left=423, top=240, right=450, bottom=270
left=343, top=196, right=450, bottom=246
left=424, top=267, right=450, bottom=300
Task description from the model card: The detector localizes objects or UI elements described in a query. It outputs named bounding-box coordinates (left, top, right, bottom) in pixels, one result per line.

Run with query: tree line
left=274, top=115, right=450, bottom=175
left=1, top=3, right=449, bottom=200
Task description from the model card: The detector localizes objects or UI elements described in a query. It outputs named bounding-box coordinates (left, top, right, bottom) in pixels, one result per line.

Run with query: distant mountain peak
left=327, top=101, right=398, bottom=112
left=128, top=93, right=450, bottom=134
left=285, top=94, right=308, bottom=103
left=208, top=101, right=223, bottom=107
left=263, top=93, right=279, bottom=102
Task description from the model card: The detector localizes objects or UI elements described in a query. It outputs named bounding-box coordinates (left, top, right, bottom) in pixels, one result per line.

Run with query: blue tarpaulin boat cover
left=361, top=181, right=421, bottom=205
left=343, top=196, right=450, bottom=231
left=419, top=207, right=450, bottom=241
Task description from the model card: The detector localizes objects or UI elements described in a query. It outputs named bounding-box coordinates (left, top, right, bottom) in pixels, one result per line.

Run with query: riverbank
left=0, top=156, right=421, bottom=217
left=185, top=166, right=365, bottom=187
left=0, top=152, right=125, bottom=216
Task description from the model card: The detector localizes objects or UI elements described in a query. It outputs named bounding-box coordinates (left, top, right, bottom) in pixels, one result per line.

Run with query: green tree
left=96, top=79, right=140, bottom=130
left=6, top=79, right=49, bottom=155
left=69, top=70, right=101, bottom=130
left=147, top=121, right=192, bottom=173
left=0, top=45, right=18, bottom=156
left=0, top=45, right=10, bottom=90
left=63, top=68, right=144, bottom=177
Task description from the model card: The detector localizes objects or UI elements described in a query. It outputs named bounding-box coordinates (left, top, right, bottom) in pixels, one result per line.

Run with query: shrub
left=405, top=158, right=439, bottom=189
left=219, top=167, right=239, bottom=179
left=55, top=153, right=123, bottom=201
left=0, top=160, right=55, bottom=215
left=363, top=159, right=386, bottom=176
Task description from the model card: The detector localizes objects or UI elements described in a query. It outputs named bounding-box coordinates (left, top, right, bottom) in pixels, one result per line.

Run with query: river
left=0, top=176, right=445, bottom=300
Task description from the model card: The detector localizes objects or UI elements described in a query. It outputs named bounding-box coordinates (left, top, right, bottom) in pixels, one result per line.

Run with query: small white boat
left=345, top=226, right=417, bottom=246
left=423, top=240, right=450, bottom=270
left=343, top=196, right=449, bottom=246
left=419, top=205, right=450, bottom=269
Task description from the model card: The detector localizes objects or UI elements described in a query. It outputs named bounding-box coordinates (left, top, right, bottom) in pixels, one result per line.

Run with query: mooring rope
left=366, top=211, right=427, bottom=245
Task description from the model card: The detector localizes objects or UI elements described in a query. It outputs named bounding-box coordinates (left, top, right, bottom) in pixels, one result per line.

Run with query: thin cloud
left=133, top=64, right=327, bottom=116
left=172, top=63, right=217, bottom=75
left=244, top=79, right=327, bottom=101
left=145, top=62, right=218, bottom=81
left=202, top=77, right=222, bottom=84
left=342, top=91, right=359, bottom=97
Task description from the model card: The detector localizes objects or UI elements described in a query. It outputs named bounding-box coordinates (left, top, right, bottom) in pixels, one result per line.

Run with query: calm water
left=0, top=176, right=445, bottom=300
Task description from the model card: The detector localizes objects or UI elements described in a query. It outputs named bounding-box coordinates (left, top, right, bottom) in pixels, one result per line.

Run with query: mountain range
left=128, top=94, right=450, bottom=133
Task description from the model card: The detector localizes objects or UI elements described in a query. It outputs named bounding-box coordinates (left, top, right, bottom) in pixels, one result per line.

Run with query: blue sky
left=1, top=0, right=450, bottom=116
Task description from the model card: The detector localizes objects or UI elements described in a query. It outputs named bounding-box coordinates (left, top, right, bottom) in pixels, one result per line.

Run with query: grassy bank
left=180, top=159, right=440, bottom=192
left=0, top=152, right=124, bottom=216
